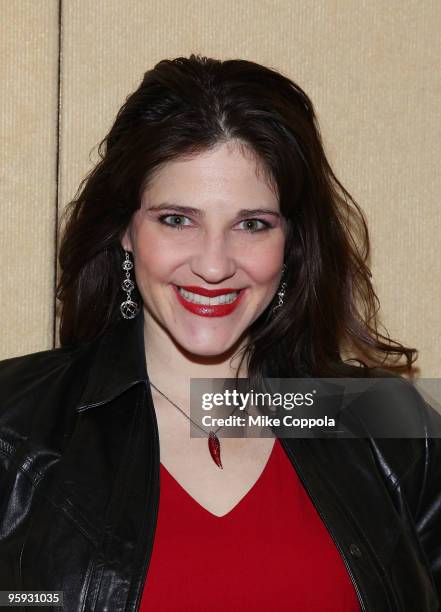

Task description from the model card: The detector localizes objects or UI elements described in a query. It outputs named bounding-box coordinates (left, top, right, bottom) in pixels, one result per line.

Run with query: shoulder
left=0, top=344, right=87, bottom=403
left=0, top=344, right=79, bottom=385
left=322, top=362, right=441, bottom=494
left=0, top=343, right=94, bottom=451
left=335, top=363, right=439, bottom=437
left=335, top=362, right=441, bottom=460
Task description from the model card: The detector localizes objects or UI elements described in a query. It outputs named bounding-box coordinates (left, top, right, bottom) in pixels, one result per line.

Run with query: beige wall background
left=1, top=0, right=440, bottom=375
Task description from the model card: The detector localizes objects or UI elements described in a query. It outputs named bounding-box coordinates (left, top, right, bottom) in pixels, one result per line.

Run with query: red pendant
left=208, top=431, right=223, bottom=469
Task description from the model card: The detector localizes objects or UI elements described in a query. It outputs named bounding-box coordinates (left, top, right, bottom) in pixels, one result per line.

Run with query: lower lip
left=172, top=286, right=246, bottom=317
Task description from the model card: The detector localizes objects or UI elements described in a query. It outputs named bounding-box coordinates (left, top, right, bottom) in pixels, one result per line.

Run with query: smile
left=172, top=285, right=245, bottom=317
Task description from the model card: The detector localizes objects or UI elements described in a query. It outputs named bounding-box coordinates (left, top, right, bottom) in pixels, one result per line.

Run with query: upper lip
left=175, top=285, right=243, bottom=297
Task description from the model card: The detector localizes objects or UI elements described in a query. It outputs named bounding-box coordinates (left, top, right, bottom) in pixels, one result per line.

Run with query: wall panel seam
left=53, top=0, right=63, bottom=348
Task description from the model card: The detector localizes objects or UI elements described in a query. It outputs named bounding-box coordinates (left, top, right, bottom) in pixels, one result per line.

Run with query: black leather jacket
left=1, top=310, right=440, bottom=611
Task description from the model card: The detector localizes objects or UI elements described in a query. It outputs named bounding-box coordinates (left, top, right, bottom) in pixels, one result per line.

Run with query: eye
left=158, top=214, right=191, bottom=230
left=238, top=219, right=272, bottom=233
left=157, top=214, right=273, bottom=233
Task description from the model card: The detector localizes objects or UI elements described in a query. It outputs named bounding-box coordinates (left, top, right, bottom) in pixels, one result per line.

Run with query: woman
left=0, top=54, right=440, bottom=611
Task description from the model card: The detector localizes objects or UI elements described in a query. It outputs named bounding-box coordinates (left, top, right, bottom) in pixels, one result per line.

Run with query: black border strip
left=52, top=0, right=63, bottom=347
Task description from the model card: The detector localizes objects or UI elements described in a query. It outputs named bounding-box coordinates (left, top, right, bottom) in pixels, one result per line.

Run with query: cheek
left=132, top=229, right=176, bottom=279
left=134, top=251, right=172, bottom=288
left=248, top=252, right=283, bottom=284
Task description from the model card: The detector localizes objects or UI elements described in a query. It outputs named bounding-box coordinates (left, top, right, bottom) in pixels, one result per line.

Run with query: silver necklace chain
left=149, top=380, right=243, bottom=437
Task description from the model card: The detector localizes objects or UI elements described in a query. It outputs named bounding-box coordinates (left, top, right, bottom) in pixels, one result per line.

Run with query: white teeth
left=177, top=287, right=239, bottom=305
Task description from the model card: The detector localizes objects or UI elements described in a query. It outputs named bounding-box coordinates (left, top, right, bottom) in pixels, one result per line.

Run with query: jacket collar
left=75, top=308, right=148, bottom=413
left=74, top=308, right=346, bottom=421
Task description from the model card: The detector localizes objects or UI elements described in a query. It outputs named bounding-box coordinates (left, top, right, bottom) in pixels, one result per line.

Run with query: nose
left=189, top=231, right=237, bottom=284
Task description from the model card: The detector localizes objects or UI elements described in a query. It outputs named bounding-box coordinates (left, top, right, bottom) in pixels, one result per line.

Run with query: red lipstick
left=172, top=285, right=245, bottom=317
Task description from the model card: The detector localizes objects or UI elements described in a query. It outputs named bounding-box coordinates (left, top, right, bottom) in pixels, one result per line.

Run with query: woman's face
left=121, top=141, right=288, bottom=356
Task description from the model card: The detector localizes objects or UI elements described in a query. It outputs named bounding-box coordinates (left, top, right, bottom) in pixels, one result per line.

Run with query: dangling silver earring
left=120, top=250, right=140, bottom=320
left=271, top=263, right=287, bottom=314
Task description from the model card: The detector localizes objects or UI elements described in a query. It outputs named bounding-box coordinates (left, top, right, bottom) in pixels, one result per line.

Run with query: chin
left=176, top=330, right=243, bottom=358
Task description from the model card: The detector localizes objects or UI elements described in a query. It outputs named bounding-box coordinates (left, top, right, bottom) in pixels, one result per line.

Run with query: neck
left=143, top=309, right=249, bottom=402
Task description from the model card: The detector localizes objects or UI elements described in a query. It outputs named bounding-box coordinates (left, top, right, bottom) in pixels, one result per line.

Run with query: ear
left=120, top=226, right=133, bottom=252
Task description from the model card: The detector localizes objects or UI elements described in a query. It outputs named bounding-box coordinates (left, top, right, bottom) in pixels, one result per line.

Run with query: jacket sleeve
left=0, top=438, right=45, bottom=589
left=0, top=354, right=49, bottom=589
left=0, top=441, right=23, bottom=588
left=0, top=349, right=79, bottom=589
left=413, top=394, right=441, bottom=603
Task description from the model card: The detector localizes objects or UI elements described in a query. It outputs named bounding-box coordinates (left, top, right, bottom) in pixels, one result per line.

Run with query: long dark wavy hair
left=56, top=54, right=417, bottom=385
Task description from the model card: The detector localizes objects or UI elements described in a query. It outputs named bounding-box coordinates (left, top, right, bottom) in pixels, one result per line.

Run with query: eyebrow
left=146, top=203, right=281, bottom=218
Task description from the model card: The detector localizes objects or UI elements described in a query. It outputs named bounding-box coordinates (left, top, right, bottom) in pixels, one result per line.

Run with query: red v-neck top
left=139, top=438, right=361, bottom=611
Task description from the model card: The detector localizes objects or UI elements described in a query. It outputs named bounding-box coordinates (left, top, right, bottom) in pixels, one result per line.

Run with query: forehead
left=141, top=141, right=279, bottom=208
